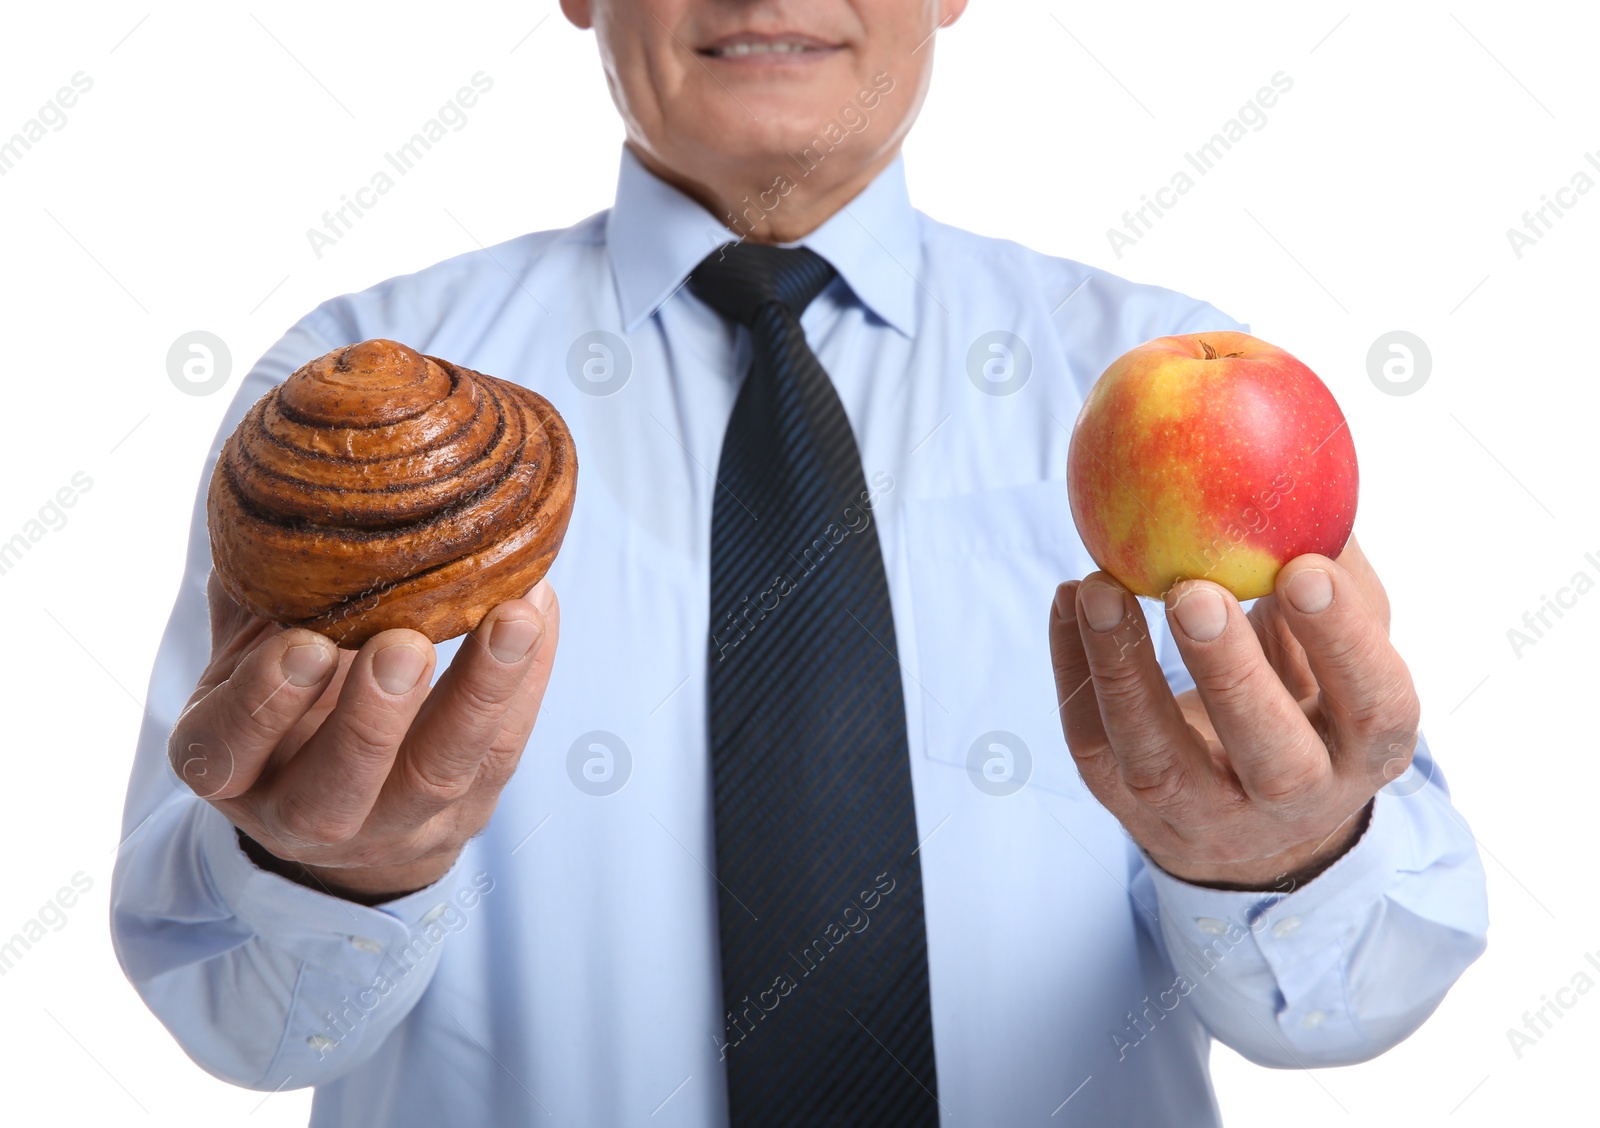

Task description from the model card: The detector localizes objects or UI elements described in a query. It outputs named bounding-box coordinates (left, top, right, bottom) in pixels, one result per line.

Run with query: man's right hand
left=168, top=571, right=559, bottom=901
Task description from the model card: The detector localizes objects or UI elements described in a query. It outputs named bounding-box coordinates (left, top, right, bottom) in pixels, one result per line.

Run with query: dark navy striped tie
left=689, top=241, right=939, bottom=1126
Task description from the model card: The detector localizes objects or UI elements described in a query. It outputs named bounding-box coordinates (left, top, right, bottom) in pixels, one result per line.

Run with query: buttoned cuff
left=201, top=804, right=471, bottom=958
left=199, top=803, right=475, bottom=1072
left=1143, top=787, right=1407, bottom=1046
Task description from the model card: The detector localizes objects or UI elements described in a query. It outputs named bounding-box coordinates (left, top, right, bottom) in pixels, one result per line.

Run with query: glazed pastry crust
left=207, top=338, right=577, bottom=647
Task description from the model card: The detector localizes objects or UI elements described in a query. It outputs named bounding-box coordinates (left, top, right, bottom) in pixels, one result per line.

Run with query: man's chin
left=673, top=114, right=878, bottom=171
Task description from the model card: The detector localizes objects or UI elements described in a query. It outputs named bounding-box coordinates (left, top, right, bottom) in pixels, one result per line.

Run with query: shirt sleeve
left=1130, top=735, right=1488, bottom=1067
left=108, top=308, right=472, bottom=1091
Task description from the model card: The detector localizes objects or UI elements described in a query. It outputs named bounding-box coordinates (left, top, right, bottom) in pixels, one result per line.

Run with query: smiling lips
left=698, top=33, right=842, bottom=62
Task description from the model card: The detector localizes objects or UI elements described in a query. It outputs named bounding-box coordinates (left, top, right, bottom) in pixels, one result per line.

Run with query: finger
left=1074, top=574, right=1215, bottom=811
left=262, top=647, right=360, bottom=778
left=1274, top=554, right=1419, bottom=782
left=1330, top=533, right=1392, bottom=632
left=1245, top=598, right=1317, bottom=701
left=263, top=630, right=436, bottom=846
left=457, top=581, right=563, bottom=820
left=1245, top=534, right=1386, bottom=697
left=382, top=582, right=557, bottom=823
left=194, top=570, right=281, bottom=700
left=170, top=626, right=340, bottom=801
left=1049, top=581, right=1121, bottom=801
left=1165, top=578, right=1330, bottom=811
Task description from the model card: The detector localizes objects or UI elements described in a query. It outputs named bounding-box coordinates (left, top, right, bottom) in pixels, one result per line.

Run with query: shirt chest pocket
left=902, top=480, right=1174, bottom=802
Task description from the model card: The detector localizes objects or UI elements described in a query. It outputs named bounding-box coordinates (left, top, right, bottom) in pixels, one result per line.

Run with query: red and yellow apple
left=1066, top=331, right=1358, bottom=601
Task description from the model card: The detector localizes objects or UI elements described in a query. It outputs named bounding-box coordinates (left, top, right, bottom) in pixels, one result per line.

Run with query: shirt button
left=306, top=1035, right=337, bottom=1052
left=420, top=903, right=450, bottom=926
left=1271, top=915, right=1303, bottom=938
left=348, top=935, right=382, bottom=954
left=1301, top=1009, right=1326, bottom=1029
left=1195, top=917, right=1228, bottom=936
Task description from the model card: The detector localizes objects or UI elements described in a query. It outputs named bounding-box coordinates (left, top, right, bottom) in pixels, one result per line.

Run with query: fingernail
left=1285, top=567, right=1333, bottom=614
left=282, top=639, right=334, bottom=686
left=530, top=579, right=555, bottom=616
left=372, top=643, right=427, bottom=695
left=1172, top=585, right=1227, bottom=641
left=1079, top=580, right=1125, bottom=633
left=489, top=616, right=539, bottom=663
left=1053, top=582, right=1076, bottom=621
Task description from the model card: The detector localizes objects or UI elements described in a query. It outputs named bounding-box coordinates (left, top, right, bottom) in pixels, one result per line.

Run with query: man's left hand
left=1048, top=535, right=1420, bottom=890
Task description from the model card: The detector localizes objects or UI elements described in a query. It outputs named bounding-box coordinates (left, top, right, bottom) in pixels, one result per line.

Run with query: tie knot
left=688, top=242, right=837, bottom=327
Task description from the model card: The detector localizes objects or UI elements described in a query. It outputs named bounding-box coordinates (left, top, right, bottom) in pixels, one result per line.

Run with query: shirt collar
left=605, top=143, right=921, bottom=338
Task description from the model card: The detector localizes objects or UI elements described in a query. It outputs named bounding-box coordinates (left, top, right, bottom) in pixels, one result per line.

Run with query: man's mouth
left=698, top=33, right=842, bottom=61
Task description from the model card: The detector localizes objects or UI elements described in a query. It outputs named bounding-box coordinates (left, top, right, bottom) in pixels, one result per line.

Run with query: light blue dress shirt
left=112, top=146, right=1488, bottom=1126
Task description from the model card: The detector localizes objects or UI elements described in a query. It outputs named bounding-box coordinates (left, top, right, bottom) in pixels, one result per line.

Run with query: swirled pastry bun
left=207, top=338, right=577, bottom=647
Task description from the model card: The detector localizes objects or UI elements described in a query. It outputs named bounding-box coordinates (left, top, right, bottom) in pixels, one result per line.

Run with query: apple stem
left=1197, top=339, right=1244, bottom=360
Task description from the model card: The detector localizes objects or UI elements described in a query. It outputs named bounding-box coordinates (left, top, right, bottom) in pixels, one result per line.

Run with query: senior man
left=112, top=2, right=1488, bottom=1124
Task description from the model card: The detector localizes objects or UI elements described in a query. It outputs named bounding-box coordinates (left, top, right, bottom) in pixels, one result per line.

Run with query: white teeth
left=711, top=42, right=812, bottom=56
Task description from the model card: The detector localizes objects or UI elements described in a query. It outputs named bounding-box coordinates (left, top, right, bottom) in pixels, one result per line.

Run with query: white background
left=0, top=1, right=1595, bottom=1124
